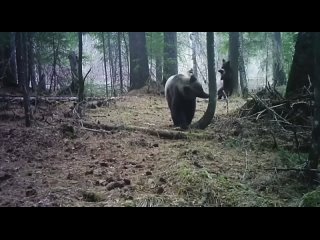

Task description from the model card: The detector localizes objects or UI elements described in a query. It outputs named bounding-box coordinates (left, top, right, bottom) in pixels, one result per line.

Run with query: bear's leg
left=171, top=109, right=188, bottom=129
left=185, top=99, right=196, bottom=126
left=171, top=102, right=188, bottom=130
left=218, top=87, right=224, bottom=100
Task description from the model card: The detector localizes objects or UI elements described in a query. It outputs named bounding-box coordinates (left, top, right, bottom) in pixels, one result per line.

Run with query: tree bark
left=272, top=32, right=287, bottom=86
left=163, top=32, right=178, bottom=84
left=101, top=32, right=108, bottom=97
left=128, top=32, right=149, bottom=90
left=306, top=32, right=320, bottom=182
left=156, top=55, right=162, bottom=84
left=285, top=32, right=314, bottom=98
left=78, top=32, right=84, bottom=102
left=16, top=32, right=31, bottom=127
left=68, top=51, right=79, bottom=94
left=9, top=32, right=18, bottom=87
left=107, top=32, right=115, bottom=95
left=28, top=32, right=37, bottom=92
left=239, top=32, right=248, bottom=98
left=118, top=32, right=123, bottom=94
left=190, top=32, right=198, bottom=78
left=229, top=32, right=240, bottom=95
left=123, top=32, right=130, bottom=89
left=193, top=32, right=216, bottom=130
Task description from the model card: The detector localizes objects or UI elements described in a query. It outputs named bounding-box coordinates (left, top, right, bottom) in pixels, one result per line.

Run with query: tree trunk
left=107, top=32, right=115, bottom=95
left=285, top=32, right=314, bottom=98
left=35, top=39, right=45, bottom=92
left=0, top=32, right=17, bottom=87
left=265, top=32, right=269, bottom=86
left=68, top=51, right=79, bottom=94
left=49, top=36, right=58, bottom=93
left=273, top=32, right=287, bottom=86
left=78, top=32, right=84, bottom=102
left=306, top=32, right=320, bottom=182
left=123, top=32, right=130, bottom=89
left=163, top=32, right=178, bottom=84
left=118, top=32, right=123, bottom=94
left=16, top=32, right=31, bottom=127
left=101, top=32, right=108, bottom=97
left=38, top=71, right=46, bottom=92
left=128, top=32, right=149, bottom=90
left=156, top=55, right=162, bottom=84
left=193, top=32, right=216, bottom=130
left=28, top=32, right=37, bottom=92
left=9, top=32, right=18, bottom=87
left=229, top=32, right=240, bottom=95
left=239, top=32, right=248, bottom=98
left=190, top=32, right=198, bottom=78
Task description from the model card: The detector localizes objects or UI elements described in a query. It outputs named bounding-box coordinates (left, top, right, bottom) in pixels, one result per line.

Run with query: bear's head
left=180, top=75, right=209, bottom=99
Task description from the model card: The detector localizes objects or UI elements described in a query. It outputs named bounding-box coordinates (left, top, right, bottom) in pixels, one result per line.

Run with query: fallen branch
left=82, top=127, right=111, bottom=134
left=78, top=121, right=215, bottom=140
left=83, top=68, right=92, bottom=82
left=265, top=167, right=320, bottom=173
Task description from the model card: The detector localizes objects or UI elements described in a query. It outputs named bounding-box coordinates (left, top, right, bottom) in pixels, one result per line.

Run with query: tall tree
left=306, top=32, right=320, bottom=182
left=190, top=32, right=198, bottom=78
left=101, top=32, right=108, bottom=97
left=229, top=32, right=240, bottom=95
left=68, top=51, right=79, bottom=94
left=163, top=32, right=177, bottom=84
left=107, top=32, right=115, bottom=94
left=0, top=32, right=18, bottom=87
left=128, top=32, right=149, bottom=90
left=272, top=32, right=287, bottom=86
left=239, top=32, right=248, bottom=98
left=16, top=32, right=31, bottom=127
left=285, top=32, right=313, bottom=98
left=78, top=32, right=84, bottom=102
left=123, top=32, right=130, bottom=89
left=27, top=32, right=37, bottom=92
left=118, top=32, right=123, bottom=94
left=9, top=32, right=18, bottom=87
left=193, top=32, right=216, bottom=129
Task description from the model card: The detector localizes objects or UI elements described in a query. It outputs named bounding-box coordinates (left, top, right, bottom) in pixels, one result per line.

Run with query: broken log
left=80, top=121, right=215, bottom=140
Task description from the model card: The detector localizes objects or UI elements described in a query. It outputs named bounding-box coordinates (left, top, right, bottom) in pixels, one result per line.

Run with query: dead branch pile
left=238, top=86, right=313, bottom=129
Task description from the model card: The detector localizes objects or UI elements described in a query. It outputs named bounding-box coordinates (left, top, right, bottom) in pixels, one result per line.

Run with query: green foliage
left=146, top=32, right=164, bottom=60
left=85, top=81, right=107, bottom=97
left=216, top=32, right=229, bottom=56
left=299, top=188, right=320, bottom=207
left=34, top=32, right=78, bottom=66
left=278, top=148, right=307, bottom=168
left=0, top=32, right=10, bottom=47
left=282, top=32, right=298, bottom=75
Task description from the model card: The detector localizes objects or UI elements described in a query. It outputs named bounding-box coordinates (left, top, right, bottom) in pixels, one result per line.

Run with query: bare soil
left=0, top=90, right=314, bottom=207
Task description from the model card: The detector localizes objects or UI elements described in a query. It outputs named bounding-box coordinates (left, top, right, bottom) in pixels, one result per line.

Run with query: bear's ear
left=222, top=59, right=226, bottom=63
left=218, top=69, right=224, bottom=74
left=190, top=75, right=197, bottom=83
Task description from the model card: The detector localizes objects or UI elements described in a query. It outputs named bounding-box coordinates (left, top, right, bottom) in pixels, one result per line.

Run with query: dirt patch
left=0, top=93, right=314, bottom=207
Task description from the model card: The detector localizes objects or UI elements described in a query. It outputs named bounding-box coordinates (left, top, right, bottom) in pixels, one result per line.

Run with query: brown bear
left=164, top=71, right=209, bottom=130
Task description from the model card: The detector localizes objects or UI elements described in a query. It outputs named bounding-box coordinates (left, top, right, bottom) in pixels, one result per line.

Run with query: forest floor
left=0, top=87, right=318, bottom=207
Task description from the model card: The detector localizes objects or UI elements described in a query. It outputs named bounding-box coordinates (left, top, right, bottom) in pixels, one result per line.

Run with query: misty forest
left=0, top=32, right=319, bottom=207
